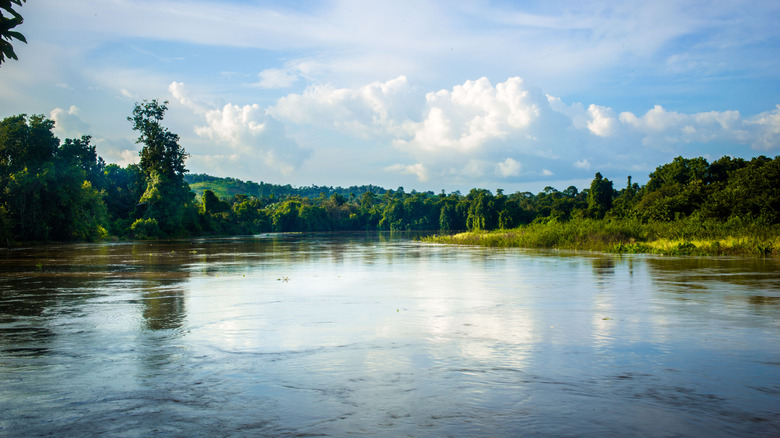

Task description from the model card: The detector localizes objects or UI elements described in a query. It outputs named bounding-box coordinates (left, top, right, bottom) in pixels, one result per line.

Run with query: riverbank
left=421, top=218, right=780, bottom=256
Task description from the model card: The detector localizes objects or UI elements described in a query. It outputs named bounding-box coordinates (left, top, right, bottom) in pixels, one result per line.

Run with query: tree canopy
left=128, top=100, right=188, bottom=180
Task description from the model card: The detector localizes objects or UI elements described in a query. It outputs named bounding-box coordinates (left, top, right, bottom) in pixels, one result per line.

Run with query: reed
left=422, top=218, right=780, bottom=256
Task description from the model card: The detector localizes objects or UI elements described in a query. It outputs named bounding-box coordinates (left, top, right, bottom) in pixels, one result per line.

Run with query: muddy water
left=1, top=233, right=778, bottom=436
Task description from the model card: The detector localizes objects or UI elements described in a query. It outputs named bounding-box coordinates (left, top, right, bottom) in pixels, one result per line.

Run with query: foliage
left=0, top=0, right=26, bottom=65
left=185, top=173, right=387, bottom=200
left=137, top=172, right=198, bottom=237
left=128, top=100, right=188, bottom=180
left=587, top=172, right=613, bottom=219
left=127, top=100, right=199, bottom=237
left=130, top=218, right=161, bottom=240
left=0, top=115, right=108, bottom=242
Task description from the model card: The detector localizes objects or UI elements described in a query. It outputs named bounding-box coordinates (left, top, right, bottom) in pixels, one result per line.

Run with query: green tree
left=57, top=135, right=105, bottom=180
left=102, top=163, right=145, bottom=233
left=379, top=198, right=405, bottom=230
left=128, top=100, right=188, bottom=180
left=635, top=157, right=709, bottom=221
left=272, top=198, right=302, bottom=232
left=136, top=171, right=198, bottom=236
left=587, top=172, right=613, bottom=219
left=707, top=156, right=780, bottom=223
left=0, top=114, right=58, bottom=173
left=0, top=0, right=26, bottom=65
left=465, top=189, right=497, bottom=231
left=0, top=115, right=109, bottom=241
left=128, top=100, right=197, bottom=237
left=203, top=189, right=230, bottom=214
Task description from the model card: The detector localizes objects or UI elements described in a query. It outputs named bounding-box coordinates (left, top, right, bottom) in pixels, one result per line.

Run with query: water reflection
left=0, top=235, right=778, bottom=437
left=141, top=288, right=186, bottom=331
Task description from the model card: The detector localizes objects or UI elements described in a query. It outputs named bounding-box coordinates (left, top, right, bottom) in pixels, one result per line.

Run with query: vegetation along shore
left=1, top=104, right=778, bottom=256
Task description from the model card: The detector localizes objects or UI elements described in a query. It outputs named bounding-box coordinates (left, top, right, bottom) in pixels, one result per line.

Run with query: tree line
left=1, top=103, right=778, bottom=244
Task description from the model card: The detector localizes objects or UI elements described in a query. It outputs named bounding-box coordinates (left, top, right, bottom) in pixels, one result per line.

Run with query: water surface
left=1, top=233, right=778, bottom=436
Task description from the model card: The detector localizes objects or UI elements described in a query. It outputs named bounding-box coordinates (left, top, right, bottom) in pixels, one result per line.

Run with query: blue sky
left=2, top=0, right=779, bottom=193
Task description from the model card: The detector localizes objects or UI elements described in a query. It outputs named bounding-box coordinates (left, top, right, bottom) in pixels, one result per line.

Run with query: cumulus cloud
left=586, top=105, right=619, bottom=137
left=265, top=75, right=780, bottom=187
left=395, top=77, right=543, bottom=153
left=50, top=106, right=90, bottom=138
left=745, top=105, right=780, bottom=150
left=169, top=82, right=310, bottom=175
left=496, top=158, right=521, bottom=177
left=197, top=103, right=309, bottom=175
left=613, top=105, right=753, bottom=148
left=169, top=81, right=209, bottom=114
left=386, top=163, right=429, bottom=182
left=548, top=99, right=779, bottom=153
left=270, top=75, right=415, bottom=138
left=172, top=74, right=780, bottom=190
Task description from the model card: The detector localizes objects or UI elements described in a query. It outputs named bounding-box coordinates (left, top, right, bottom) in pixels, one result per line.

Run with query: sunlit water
left=1, top=232, right=778, bottom=437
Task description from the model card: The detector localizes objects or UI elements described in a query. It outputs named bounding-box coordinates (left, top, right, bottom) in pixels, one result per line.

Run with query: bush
left=130, top=218, right=161, bottom=239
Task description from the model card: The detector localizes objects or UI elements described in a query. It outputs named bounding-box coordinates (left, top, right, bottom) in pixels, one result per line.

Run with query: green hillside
left=185, top=173, right=389, bottom=200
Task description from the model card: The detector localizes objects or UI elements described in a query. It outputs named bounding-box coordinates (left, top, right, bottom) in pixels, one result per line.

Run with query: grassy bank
left=421, top=218, right=780, bottom=256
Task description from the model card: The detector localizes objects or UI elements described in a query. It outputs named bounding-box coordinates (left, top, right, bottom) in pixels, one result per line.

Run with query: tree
left=636, top=157, right=709, bottom=221
left=202, top=189, right=230, bottom=214
left=465, top=189, right=497, bottom=231
left=587, top=172, right=613, bottom=219
left=102, top=163, right=145, bottom=234
left=0, top=114, right=58, bottom=173
left=128, top=100, right=188, bottom=180
left=0, top=0, right=26, bottom=65
left=128, top=100, right=197, bottom=237
left=0, top=114, right=109, bottom=241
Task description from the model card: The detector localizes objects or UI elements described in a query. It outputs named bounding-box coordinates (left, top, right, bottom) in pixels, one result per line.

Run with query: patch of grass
left=422, top=218, right=780, bottom=257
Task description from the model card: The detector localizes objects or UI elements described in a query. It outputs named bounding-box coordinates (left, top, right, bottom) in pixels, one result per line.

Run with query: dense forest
left=1, top=103, right=779, bottom=253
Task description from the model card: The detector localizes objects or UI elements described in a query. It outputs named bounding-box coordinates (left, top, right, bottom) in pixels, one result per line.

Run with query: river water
left=0, top=232, right=778, bottom=437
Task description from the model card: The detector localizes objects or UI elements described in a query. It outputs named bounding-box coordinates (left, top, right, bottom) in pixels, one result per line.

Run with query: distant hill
left=185, top=173, right=390, bottom=200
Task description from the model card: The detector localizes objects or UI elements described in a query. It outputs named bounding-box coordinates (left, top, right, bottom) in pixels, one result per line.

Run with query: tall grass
left=422, top=217, right=780, bottom=256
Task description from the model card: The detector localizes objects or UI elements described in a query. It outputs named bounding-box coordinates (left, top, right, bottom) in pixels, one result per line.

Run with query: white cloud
left=746, top=104, right=780, bottom=150
left=169, top=81, right=209, bottom=114
left=265, top=75, right=780, bottom=186
left=587, top=105, right=619, bottom=137
left=94, top=137, right=140, bottom=167
left=254, top=60, right=321, bottom=89
left=170, top=82, right=310, bottom=175
left=50, top=106, right=90, bottom=138
left=545, top=99, right=779, bottom=152
left=496, top=158, right=521, bottom=177
left=616, top=105, right=754, bottom=147
left=168, top=74, right=780, bottom=190
left=255, top=68, right=299, bottom=89
left=396, top=77, right=542, bottom=153
left=574, top=159, right=591, bottom=169
left=385, top=163, right=429, bottom=182
left=270, top=75, right=415, bottom=138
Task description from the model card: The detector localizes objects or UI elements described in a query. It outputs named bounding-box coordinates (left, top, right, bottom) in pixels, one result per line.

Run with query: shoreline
left=421, top=219, right=780, bottom=257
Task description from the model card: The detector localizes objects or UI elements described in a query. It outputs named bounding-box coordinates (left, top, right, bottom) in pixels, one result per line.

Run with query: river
left=1, top=232, right=778, bottom=437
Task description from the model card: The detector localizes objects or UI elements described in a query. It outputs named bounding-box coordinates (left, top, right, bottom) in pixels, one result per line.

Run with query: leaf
left=0, top=42, right=19, bottom=61
left=7, top=30, right=24, bottom=43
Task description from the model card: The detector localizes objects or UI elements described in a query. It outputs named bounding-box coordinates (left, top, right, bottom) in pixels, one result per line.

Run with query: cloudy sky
left=2, top=0, right=779, bottom=193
